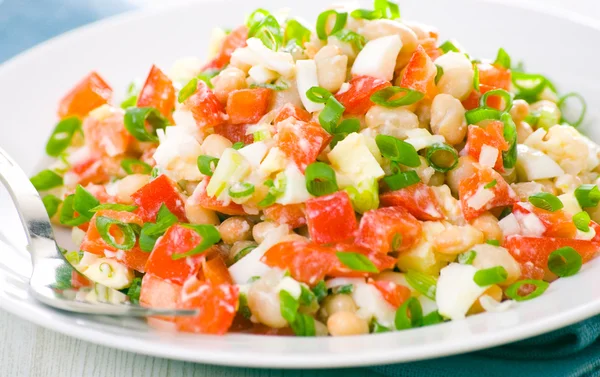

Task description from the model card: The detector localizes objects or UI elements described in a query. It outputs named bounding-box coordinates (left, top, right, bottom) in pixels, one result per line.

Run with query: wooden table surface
left=1, top=0, right=598, bottom=376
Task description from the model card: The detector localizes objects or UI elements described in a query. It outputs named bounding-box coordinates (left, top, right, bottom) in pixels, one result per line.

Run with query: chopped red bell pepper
left=478, top=63, right=511, bottom=91
left=136, top=65, right=176, bottom=123
left=335, top=75, right=391, bottom=115
left=226, top=88, right=272, bottom=124
left=276, top=118, right=330, bottom=173
left=213, top=123, right=254, bottom=145
left=202, top=26, right=249, bottom=71
left=58, top=72, right=112, bottom=119
left=513, top=202, right=578, bottom=239
left=370, top=280, right=411, bottom=309
left=140, top=273, right=182, bottom=322
left=189, top=178, right=247, bottom=216
left=274, top=103, right=312, bottom=124
left=380, top=182, right=444, bottom=221
left=131, top=174, right=187, bottom=223
left=201, top=256, right=234, bottom=285
left=459, top=164, right=517, bottom=221
left=465, top=120, right=509, bottom=171
left=183, top=80, right=227, bottom=129
left=263, top=203, right=307, bottom=229
left=356, top=206, right=422, bottom=253
left=82, top=108, right=131, bottom=157
left=305, top=191, right=357, bottom=244
left=462, top=84, right=504, bottom=111
left=399, top=45, right=438, bottom=99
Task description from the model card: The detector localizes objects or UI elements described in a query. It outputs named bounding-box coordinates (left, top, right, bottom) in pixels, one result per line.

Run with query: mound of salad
left=31, top=0, right=597, bottom=336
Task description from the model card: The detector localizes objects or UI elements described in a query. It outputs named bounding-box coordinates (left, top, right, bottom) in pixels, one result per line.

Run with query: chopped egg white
left=153, top=122, right=203, bottom=182
left=479, top=144, right=498, bottom=168
left=436, top=263, right=488, bottom=320
left=516, top=144, right=564, bottom=181
left=325, top=277, right=366, bottom=289
left=81, top=258, right=134, bottom=290
left=498, top=213, right=521, bottom=237
left=231, top=38, right=295, bottom=77
left=352, top=282, right=397, bottom=328
left=404, top=128, right=445, bottom=151
left=259, top=147, right=288, bottom=176
left=479, top=296, right=513, bottom=313
left=248, top=65, right=279, bottom=84
left=328, top=132, right=385, bottom=187
left=168, top=57, right=203, bottom=85
left=558, top=192, right=583, bottom=216
left=466, top=185, right=495, bottom=211
left=275, top=276, right=303, bottom=299
left=238, top=141, right=269, bottom=168
left=296, top=60, right=325, bottom=113
left=514, top=211, right=546, bottom=237
left=276, top=163, right=313, bottom=205
left=77, top=283, right=128, bottom=304
left=71, top=227, right=86, bottom=248
left=351, top=35, right=402, bottom=81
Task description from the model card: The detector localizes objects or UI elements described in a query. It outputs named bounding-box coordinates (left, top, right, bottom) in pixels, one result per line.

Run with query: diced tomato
left=328, top=243, right=397, bottom=278
left=176, top=279, right=239, bottom=334
left=465, top=120, right=509, bottom=171
left=380, top=183, right=444, bottom=221
left=335, top=75, right=391, bottom=115
left=591, top=222, right=600, bottom=243
left=201, top=256, right=234, bottom=285
left=356, top=206, right=421, bottom=253
left=58, top=72, right=112, bottom=119
left=459, top=164, right=517, bottom=221
left=183, top=80, right=227, bottom=129
left=505, top=235, right=600, bottom=278
left=462, top=84, right=504, bottom=111
left=131, top=174, right=187, bottom=223
left=263, top=204, right=306, bottom=229
left=419, top=38, right=442, bottom=61
left=82, top=108, right=131, bottom=157
left=202, top=26, right=249, bottom=71
left=276, top=118, right=330, bottom=173
left=140, top=273, right=181, bottom=322
left=399, top=45, right=438, bottom=99
left=274, top=103, right=312, bottom=124
left=84, top=183, right=115, bottom=203
left=71, top=270, right=93, bottom=289
left=226, top=88, right=272, bottom=124
left=213, top=123, right=254, bottom=145
left=513, top=202, right=577, bottom=239
left=305, top=191, right=357, bottom=244
left=478, top=63, right=511, bottom=91
left=144, top=224, right=206, bottom=285
left=136, top=65, right=176, bottom=122
left=370, top=280, right=411, bottom=309
left=67, top=154, right=110, bottom=186
left=190, top=178, right=247, bottom=216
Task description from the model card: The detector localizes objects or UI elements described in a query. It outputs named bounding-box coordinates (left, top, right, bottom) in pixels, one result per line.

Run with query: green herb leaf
left=121, top=159, right=152, bottom=175
left=139, top=204, right=179, bottom=252
left=30, top=169, right=63, bottom=191
left=170, top=224, right=221, bottom=260
left=127, top=277, right=143, bottom=304
left=336, top=252, right=378, bottom=273
left=42, top=195, right=62, bottom=218
left=395, top=297, right=423, bottom=330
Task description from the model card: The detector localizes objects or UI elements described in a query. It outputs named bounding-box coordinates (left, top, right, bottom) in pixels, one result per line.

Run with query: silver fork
left=0, top=147, right=197, bottom=317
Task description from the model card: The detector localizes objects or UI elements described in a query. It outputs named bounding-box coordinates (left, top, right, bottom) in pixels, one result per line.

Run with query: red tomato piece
left=276, top=118, right=330, bottom=173
left=380, top=183, right=444, bottom=221
left=58, top=72, right=112, bottom=119
left=335, top=75, right=391, bottom=115
left=505, top=235, right=600, bottom=275
left=461, top=84, right=504, bottom=111
left=213, top=123, right=254, bottom=145
left=478, top=63, right=511, bottom=91
left=140, top=273, right=181, bottom=322
left=356, top=206, right=422, bottom=253
left=184, top=80, right=227, bottom=129
left=137, top=65, right=176, bottom=123
left=305, top=191, right=358, bottom=244
left=263, top=204, right=306, bottom=229
left=465, top=120, right=509, bottom=172
left=66, top=153, right=109, bottom=186
left=189, top=178, right=247, bottom=216
left=202, top=26, right=249, bottom=71
left=328, top=243, right=397, bottom=277
left=131, top=174, right=187, bottom=223
left=201, top=256, right=234, bottom=285
left=144, top=224, right=206, bottom=285
left=176, top=279, right=239, bottom=335
left=399, top=45, right=438, bottom=99
left=591, top=222, right=600, bottom=243
left=513, top=202, right=578, bottom=239
left=370, top=280, right=411, bottom=309
left=459, top=164, right=517, bottom=221
left=226, top=88, right=272, bottom=124
left=262, top=241, right=335, bottom=285
left=71, top=270, right=93, bottom=289
left=82, top=108, right=131, bottom=157
left=419, top=38, right=442, bottom=61
left=274, top=103, right=312, bottom=124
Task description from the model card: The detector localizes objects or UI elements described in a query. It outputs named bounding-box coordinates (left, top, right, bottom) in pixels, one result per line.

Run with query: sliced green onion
left=548, top=246, right=582, bottom=277
left=434, top=65, right=444, bottom=85
left=472, top=64, right=480, bottom=91
left=493, top=47, right=511, bottom=69
left=422, top=311, right=445, bottom=326
left=124, top=107, right=169, bottom=142
left=395, top=297, right=423, bottom=330
left=375, top=135, right=420, bottom=167
left=228, top=182, right=255, bottom=198
left=486, top=239, right=501, bottom=246
left=73, top=185, right=101, bottom=221
left=334, top=118, right=360, bottom=135
left=232, top=142, right=245, bottom=150
left=334, top=284, right=354, bottom=295
left=42, top=195, right=62, bottom=218
left=383, top=170, right=421, bottom=190
left=465, top=107, right=502, bottom=125
left=372, top=321, right=392, bottom=333
left=573, top=211, right=591, bottom=232
left=505, top=279, right=549, bottom=301
left=318, top=96, right=345, bottom=134
left=120, top=82, right=139, bottom=109
left=512, top=72, right=550, bottom=102
left=151, top=167, right=160, bottom=178
left=290, top=312, right=316, bottom=337
left=330, top=29, right=366, bottom=51
left=96, top=216, right=137, bottom=250
left=126, top=277, right=142, bottom=304
left=171, top=224, right=221, bottom=260
left=480, top=89, right=513, bottom=113
left=121, top=159, right=152, bottom=175
left=30, top=169, right=63, bottom=191
left=499, top=207, right=513, bottom=220
left=350, top=9, right=382, bottom=20
left=528, top=192, right=563, bottom=212
left=233, top=244, right=257, bottom=263
left=473, top=266, right=508, bottom=287
left=370, top=86, right=424, bottom=108
left=312, top=281, right=328, bottom=303
left=284, top=19, right=312, bottom=45
left=246, top=8, right=270, bottom=28
left=374, top=0, right=401, bottom=19
left=250, top=81, right=289, bottom=91
left=405, top=270, right=437, bottom=300
left=426, top=143, right=459, bottom=173
left=90, top=203, right=138, bottom=213
left=197, top=70, right=219, bottom=88
left=458, top=250, right=477, bottom=265
left=45, top=117, right=82, bottom=157
left=336, top=252, right=378, bottom=273
left=344, top=179, right=379, bottom=214
left=197, top=155, right=219, bottom=176
left=558, top=92, right=587, bottom=127
left=178, top=78, right=198, bottom=103
left=316, top=10, right=348, bottom=40
left=501, top=112, right=518, bottom=169
left=484, top=180, right=497, bottom=189
left=575, top=184, right=600, bottom=208
left=59, top=194, right=88, bottom=226
left=306, top=86, right=332, bottom=104
left=439, top=40, right=459, bottom=54
left=279, top=290, right=300, bottom=324
left=305, top=162, right=338, bottom=197
left=249, top=14, right=283, bottom=51
left=139, top=204, right=179, bottom=252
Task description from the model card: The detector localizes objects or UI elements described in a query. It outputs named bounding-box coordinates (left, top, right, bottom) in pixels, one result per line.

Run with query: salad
left=31, top=0, right=597, bottom=337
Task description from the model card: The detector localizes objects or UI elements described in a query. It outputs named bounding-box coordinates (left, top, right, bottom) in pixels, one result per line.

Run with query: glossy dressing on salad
left=32, top=0, right=597, bottom=336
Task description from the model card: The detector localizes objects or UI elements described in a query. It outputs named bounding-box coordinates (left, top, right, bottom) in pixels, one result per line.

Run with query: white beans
left=115, top=174, right=150, bottom=204
left=516, top=121, right=534, bottom=144
left=184, top=199, right=220, bottom=226
left=365, top=105, right=420, bottom=139
left=471, top=244, right=521, bottom=285
left=434, top=52, right=474, bottom=101
left=319, top=294, right=357, bottom=321
left=446, top=156, right=477, bottom=195
left=218, top=216, right=253, bottom=245
left=359, top=20, right=418, bottom=70
left=229, top=240, right=257, bottom=263
left=314, top=45, right=348, bottom=93
left=211, top=67, right=247, bottom=103
left=200, top=134, right=232, bottom=158
left=247, top=270, right=288, bottom=328
left=509, top=99, right=530, bottom=124
left=433, top=224, right=484, bottom=255
left=327, top=311, right=369, bottom=336
left=252, top=221, right=283, bottom=244
left=430, top=94, right=467, bottom=145
left=470, top=212, right=503, bottom=242
left=468, top=285, right=502, bottom=315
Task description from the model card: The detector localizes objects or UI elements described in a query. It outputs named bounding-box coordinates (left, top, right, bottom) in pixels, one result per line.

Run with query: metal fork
left=0, top=147, right=196, bottom=317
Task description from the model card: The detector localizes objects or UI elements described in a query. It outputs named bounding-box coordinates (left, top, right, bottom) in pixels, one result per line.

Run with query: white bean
left=115, top=174, right=150, bottom=204
left=430, top=94, right=467, bottom=145
left=365, top=105, right=419, bottom=139
left=327, top=311, right=369, bottom=336
left=315, top=45, right=348, bottom=93
left=200, top=134, right=232, bottom=158
left=434, top=52, right=474, bottom=101
left=211, top=67, right=247, bottom=104
left=218, top=217, right=253, bottom=245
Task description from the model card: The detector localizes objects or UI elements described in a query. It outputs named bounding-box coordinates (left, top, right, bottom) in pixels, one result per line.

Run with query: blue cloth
left=2, top=2, right=600, bottom=376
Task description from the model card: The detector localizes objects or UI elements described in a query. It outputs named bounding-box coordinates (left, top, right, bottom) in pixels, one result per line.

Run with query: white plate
left=1, top=0, right=600, bottom=369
